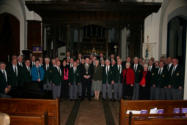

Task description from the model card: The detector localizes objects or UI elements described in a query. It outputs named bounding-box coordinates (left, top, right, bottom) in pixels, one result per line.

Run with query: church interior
left=1, top=0, right=187, bottom=125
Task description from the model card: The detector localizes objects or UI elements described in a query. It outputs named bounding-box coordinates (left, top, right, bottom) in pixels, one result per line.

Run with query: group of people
left=0, top=52, right=184, bottom=101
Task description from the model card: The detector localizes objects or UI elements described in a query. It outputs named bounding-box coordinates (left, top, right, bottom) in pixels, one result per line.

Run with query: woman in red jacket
left=122, top=62, right=135, bottom=99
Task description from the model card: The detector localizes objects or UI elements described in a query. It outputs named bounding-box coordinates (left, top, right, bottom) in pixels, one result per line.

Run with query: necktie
left=134, top=65, right=137, bottom=72
left=171, top=67, right=175, bottom=76
left=58, top=68, right=62, bottom=76
left=2, top=70, right=7, bottom=82
left=15, top=66, right=18, bottom=77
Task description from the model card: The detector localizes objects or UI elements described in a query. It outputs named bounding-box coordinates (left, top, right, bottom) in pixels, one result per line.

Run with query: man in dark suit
left=69, top=61, right=80, bottom=100
left=0, top=62, right=11, bottom=98
left=165, top=57, right=173, bottom=100
left=102, top=59, right=114, bottom=100
left=17, top=55, right=24, bottom=68
left=155, top=61, right=168, bottom=100
left=148, top=59, right=158, bottom=100
left=22, top=59, right=32, bottom=85
left=7, top=58, right=23, bottom=97
left=168, top=58, right=184, bottom=100
left=80, top=57, right=93, bottom=101
left=51, top=60, right=62, bottom=99
left=43, top=57, right=53, bottom=92
left=132, top=57, right=143, bottom=100
left=114, top=59, right=123, bottom=101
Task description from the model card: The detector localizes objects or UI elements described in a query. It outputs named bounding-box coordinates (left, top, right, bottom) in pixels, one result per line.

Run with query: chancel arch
left=0, top=13, right=20, bottom=62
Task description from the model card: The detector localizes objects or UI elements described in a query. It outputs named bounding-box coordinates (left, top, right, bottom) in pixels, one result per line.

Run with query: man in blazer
left=102, top=59, right=114, bottom=100
left=0, top=62, right=11, bottom=98
left=43, top=57, right=53, bottom=91
left=22, top=59, right=32, bottom=85
left=132, top=57, right=143, bottom=100
left=155, top=61, right=168, bottom=100
left=69, top=61, right=80, bottom=100
left=51, top=60, right=62, bottom=99
left=168, top=58, right=184, bottom=100
left=7, top=58, right=23, bottom=97
left=80, top=57, right=93, bottom=101
left=114, top=59, right=123, bottom=101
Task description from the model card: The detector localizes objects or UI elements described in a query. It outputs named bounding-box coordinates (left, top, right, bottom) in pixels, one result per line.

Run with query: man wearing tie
left=102, top=59, right=113, bottom=100
left=51, top=60, right=62, bottom=99
left=168, top=58, right=184, bottom=100
left=132, top=57, right=143, bottom=100
left=0, top=62, right=11, bottom=98
left=31, top=55, right=36, bottom=67
left=155, top=61, right=168, bottom=100
left=69, top=62, right=80, bottom=100
left=81, top=57, right=93, bottom=101
left=43, top=57, right=53, bottom=92
left=7, top=58, right=22, bottom=97
left=17, top=55, right=24, bottom=68
left=22, top=59, right=32, bottom=85
left=114, top=59, right=123, bottom=101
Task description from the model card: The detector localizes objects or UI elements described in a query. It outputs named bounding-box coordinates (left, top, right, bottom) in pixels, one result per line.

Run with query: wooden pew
left=0, top=98, right=60, bottom=125
left=10, top=113, right=47, bottom=125
left=120, top=100, right=187, bottom=125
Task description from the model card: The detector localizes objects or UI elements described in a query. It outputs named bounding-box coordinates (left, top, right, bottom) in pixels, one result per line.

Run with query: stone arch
left=0, top=0, right=27, bottom=54
left=0, top=13, right=20, bottom=62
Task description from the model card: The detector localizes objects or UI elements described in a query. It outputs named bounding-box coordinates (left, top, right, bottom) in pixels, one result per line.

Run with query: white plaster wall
left=0, top=0, right=27, bottom=54
left=159, top=0, right=187, bottom=57
left=143, top=9, right=161, bottom=60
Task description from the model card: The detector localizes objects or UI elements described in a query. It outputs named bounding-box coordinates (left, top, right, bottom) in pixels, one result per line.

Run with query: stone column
left=121, top=27, right=127, bottom=61
left=183, top=26, right=187, bottom=100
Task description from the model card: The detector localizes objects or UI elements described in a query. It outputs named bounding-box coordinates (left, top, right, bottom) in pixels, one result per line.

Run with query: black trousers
left=61, top=80, right=69, bottom=99
left=139, top=86, right=149, bottom=100
left=82, top=79, right=91, bottom=99
left=123, top=84, right=133, bottom=99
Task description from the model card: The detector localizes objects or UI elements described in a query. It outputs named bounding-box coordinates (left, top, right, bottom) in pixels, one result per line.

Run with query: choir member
left=114, top=59, right=123, bottom=101
left=132, top=57, right=143, bottom=100
left=0, top=62, right=11, bottom=98
left=92, top=59, right=103, bottom=100
left=69, top=61, right=80, bottom=100
left=102, top=59, right=113, bottom=100
left=168, top=58, right=184, bottom=100
left=80, top=57, right=93, bottom=101
left=61, top=60, right=69, bottom=99
left=51, top=60, right=62, bottom=99
left=122, top=62, right=135, bottom=100
left=139, top=64, right=151, bottom=100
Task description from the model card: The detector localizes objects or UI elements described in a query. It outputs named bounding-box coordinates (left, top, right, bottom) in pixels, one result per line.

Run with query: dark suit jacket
left=155, top=68, right=168, bottom=88
left=80, top=64, right=93, bottom=81
left=102, top=66, right=114, bottom=84
left=168, top=65, right=184, bottom=88
left=6, top=64, right=23, bottom=88
left=22, top=66, right=32, bottom=84
left=69, top=67, right=80, bottom=85
left=0, top=71, right=8, bottom=94
left=132, top=64, right=143, bottom=83
left=51, top=67, right=62, bottom=85
left=43, top=64, right=53, bottom=83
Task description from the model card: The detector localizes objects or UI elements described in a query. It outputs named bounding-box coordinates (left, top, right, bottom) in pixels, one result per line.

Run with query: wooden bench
left=120, top=100, right=187, bottom=125
left=0, top=98, right=60, bottom=125
left=10, top=113, right=47, bottom=125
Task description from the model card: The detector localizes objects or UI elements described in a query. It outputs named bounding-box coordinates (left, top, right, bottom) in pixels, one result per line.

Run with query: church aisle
left=75, top=100, right=106, bottom=125
left=60, top=100, right=75, bottom=125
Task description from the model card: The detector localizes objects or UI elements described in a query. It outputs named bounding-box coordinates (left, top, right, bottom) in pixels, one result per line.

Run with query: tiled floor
left=60, top=100, right=120, bottom=125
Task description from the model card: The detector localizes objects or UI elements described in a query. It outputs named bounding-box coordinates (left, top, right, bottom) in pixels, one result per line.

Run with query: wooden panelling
left=27, top=21, right=42, bottom=51
left=120, top=100, right=187, bottom=125
left=0, top=98, right=59, bottom=125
